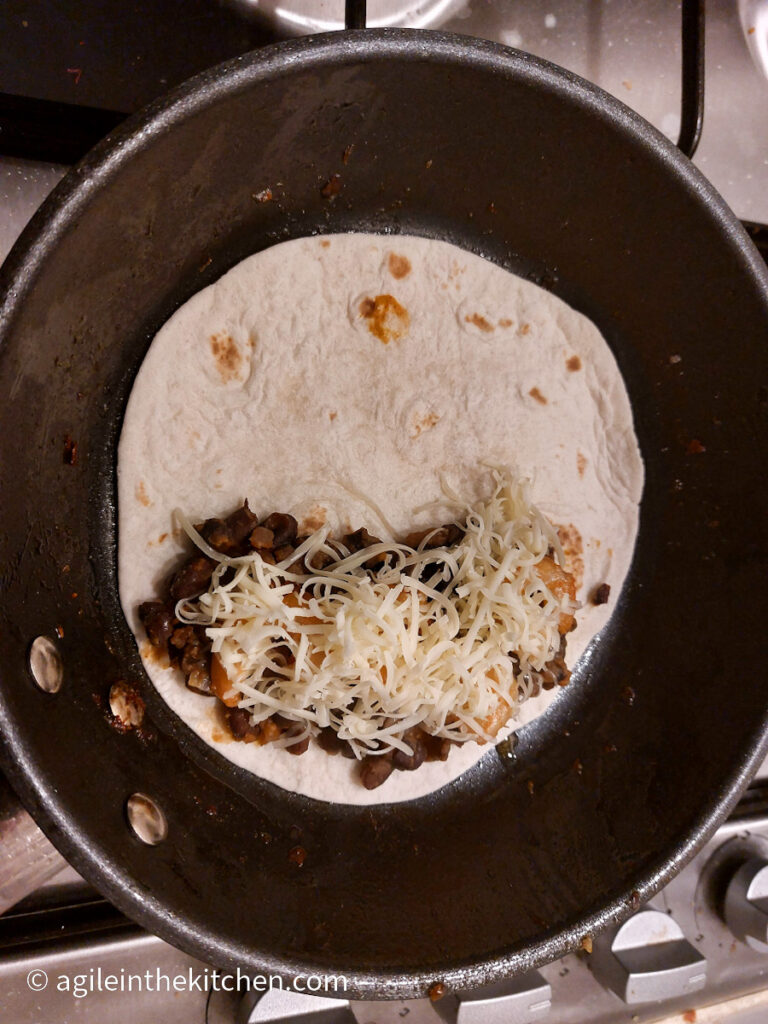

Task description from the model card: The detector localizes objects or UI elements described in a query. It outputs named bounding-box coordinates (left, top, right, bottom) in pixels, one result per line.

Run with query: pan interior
left=1, top=32, right=767, bottom=996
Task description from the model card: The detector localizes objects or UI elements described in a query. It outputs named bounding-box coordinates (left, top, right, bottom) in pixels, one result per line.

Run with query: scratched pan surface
left=1, top=31, right=767, bottom=999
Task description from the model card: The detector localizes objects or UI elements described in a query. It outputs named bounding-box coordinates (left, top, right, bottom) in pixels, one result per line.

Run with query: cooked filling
left=139, top=473, right=577, bottom=789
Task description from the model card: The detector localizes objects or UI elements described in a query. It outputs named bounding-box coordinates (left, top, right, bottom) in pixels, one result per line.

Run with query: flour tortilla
left=117, top=233, right=644, bottom=805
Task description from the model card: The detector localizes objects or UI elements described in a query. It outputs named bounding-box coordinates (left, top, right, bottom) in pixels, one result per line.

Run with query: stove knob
left=590, top=909, right=707, bottom=1005
left=724, top=857, right=768, bottom=952
left=434, top=970, right=551, bottom=1023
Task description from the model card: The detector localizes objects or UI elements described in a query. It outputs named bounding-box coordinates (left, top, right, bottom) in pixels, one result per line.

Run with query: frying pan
left=1, top=17, right=768, bottom=1003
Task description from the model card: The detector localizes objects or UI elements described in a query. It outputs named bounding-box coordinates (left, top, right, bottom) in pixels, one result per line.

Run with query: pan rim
left=2, top=27, right=768, bottom=1000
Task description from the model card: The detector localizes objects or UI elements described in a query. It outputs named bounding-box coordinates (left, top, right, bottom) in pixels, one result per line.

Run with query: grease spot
left=566, top=355, right=582, bottom=371
left=359, top=294, right=410, bottom=344
left=529, top=387, right=547, bottom=405
left=301, top=506, right=327, bottom=532
left=210, top=334, right=243, bottom=383
left=388, top=253, right=411, bottom=279
left=557, top=523, right=584, bottom=592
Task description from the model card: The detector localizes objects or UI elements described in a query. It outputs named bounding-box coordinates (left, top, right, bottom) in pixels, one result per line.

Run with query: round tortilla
left=117, top=233, right=644, bottom=805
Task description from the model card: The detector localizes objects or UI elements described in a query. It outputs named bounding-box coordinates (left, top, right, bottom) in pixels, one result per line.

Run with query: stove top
left=2, top=2, right=768, bottom=1022
left=2, top=0, right=768, bottom=222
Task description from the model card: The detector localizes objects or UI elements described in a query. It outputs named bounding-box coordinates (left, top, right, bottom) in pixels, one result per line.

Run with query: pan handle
left=677, top=0, right=705, bottom=158
left=344, top=0, right=366, bottom=31
left=0, top=773, right=68, bottom=914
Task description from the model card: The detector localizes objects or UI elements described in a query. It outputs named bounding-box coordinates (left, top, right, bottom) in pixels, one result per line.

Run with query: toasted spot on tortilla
left=577, top=452, right=587, bottom=477
left=210, top=333, right=243, bottom=382
left=465, top=313, right=494, bottom=332
left=498, top=317, right=513, bottom=328
left=157, top=532, right=168, bottom=544
left=529, top=387, right=547, bottom=405
left=301, top=506, right=327, bottom=532
left=136, top=480, right=151, bottom=507
left=519, top=323, right=531, bottom=335
left=566, top=355, right=582, bottom=371
left=557, top=523, right=584, bottom=592
left=359, top=294, right=410, bottom=344
left=411, top=411, right=440, bottom=439
left=140, top=639, right=168, bottom=668
left=211, top=728, right=230, bottom=743
left=388, top=253, right=411, bottom=279
left=320, top=239, right=330, bottom=248
left=329, top=411, right=338, bottom=421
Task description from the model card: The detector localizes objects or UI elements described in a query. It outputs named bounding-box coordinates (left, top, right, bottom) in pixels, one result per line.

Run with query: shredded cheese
left=175, top=471, right=575, bottom=759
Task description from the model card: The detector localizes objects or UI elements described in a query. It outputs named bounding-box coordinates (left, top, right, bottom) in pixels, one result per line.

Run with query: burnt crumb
left=342, top=144, right=354, bottom=164
left=686, top=438, right=706, bottom=454
left=428, top=983, right=446, bottom=1002
left=591, top=582, right=611, bottom=606
left=572, top=758, right=583, bottom=776
left=108, top=680, right=146, bottom=732
left=321, top=174, right=342, bottom=199
left=252, top=188, right=273, bottom=203
left=622, top=685, right=636, bottom=706
left=604, top=742, right=618, bottom=754
left=63, top=434, right=78, bottom=465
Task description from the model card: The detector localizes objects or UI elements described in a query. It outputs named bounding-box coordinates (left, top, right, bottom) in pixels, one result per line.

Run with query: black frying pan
left=1, top=27, right=767, bottom=1000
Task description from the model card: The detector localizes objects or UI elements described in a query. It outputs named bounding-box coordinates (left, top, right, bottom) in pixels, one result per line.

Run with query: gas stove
left=2, top=2, right=768, bottom=1022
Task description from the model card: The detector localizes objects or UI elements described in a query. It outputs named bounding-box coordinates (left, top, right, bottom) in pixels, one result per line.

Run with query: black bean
left=261, top=513, right=298, bottom=548
left=392, top=727, right=429, bottom=771
left=201, top=501, right=260, bottom=555
left=226, top=707, right=260, bottom=740
left=360, top=754, right=395, bottom=789
left=138, top=601, right=175, bottom=646
left=169, top=556, right=215, bottom=600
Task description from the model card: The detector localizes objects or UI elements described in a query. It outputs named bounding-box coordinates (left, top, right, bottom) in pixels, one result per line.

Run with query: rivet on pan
left=126, top=793, right=168, bottom=846
left=28, top=636, right=64, bottom=694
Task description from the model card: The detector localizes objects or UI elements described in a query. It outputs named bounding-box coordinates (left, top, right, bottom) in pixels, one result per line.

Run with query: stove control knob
left=434, top=970, right=552, bottom=1023
left=724, top=857, right=768, bottom=952
left=590, top=909, right=707, bottom=1005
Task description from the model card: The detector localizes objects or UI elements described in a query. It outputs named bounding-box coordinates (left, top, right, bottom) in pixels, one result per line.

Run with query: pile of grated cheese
left=174, top=471, right=574, bottom=759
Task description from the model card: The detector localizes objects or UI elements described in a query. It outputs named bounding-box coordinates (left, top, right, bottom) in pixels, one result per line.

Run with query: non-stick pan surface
left=1, top=31, right=767, bottom=999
